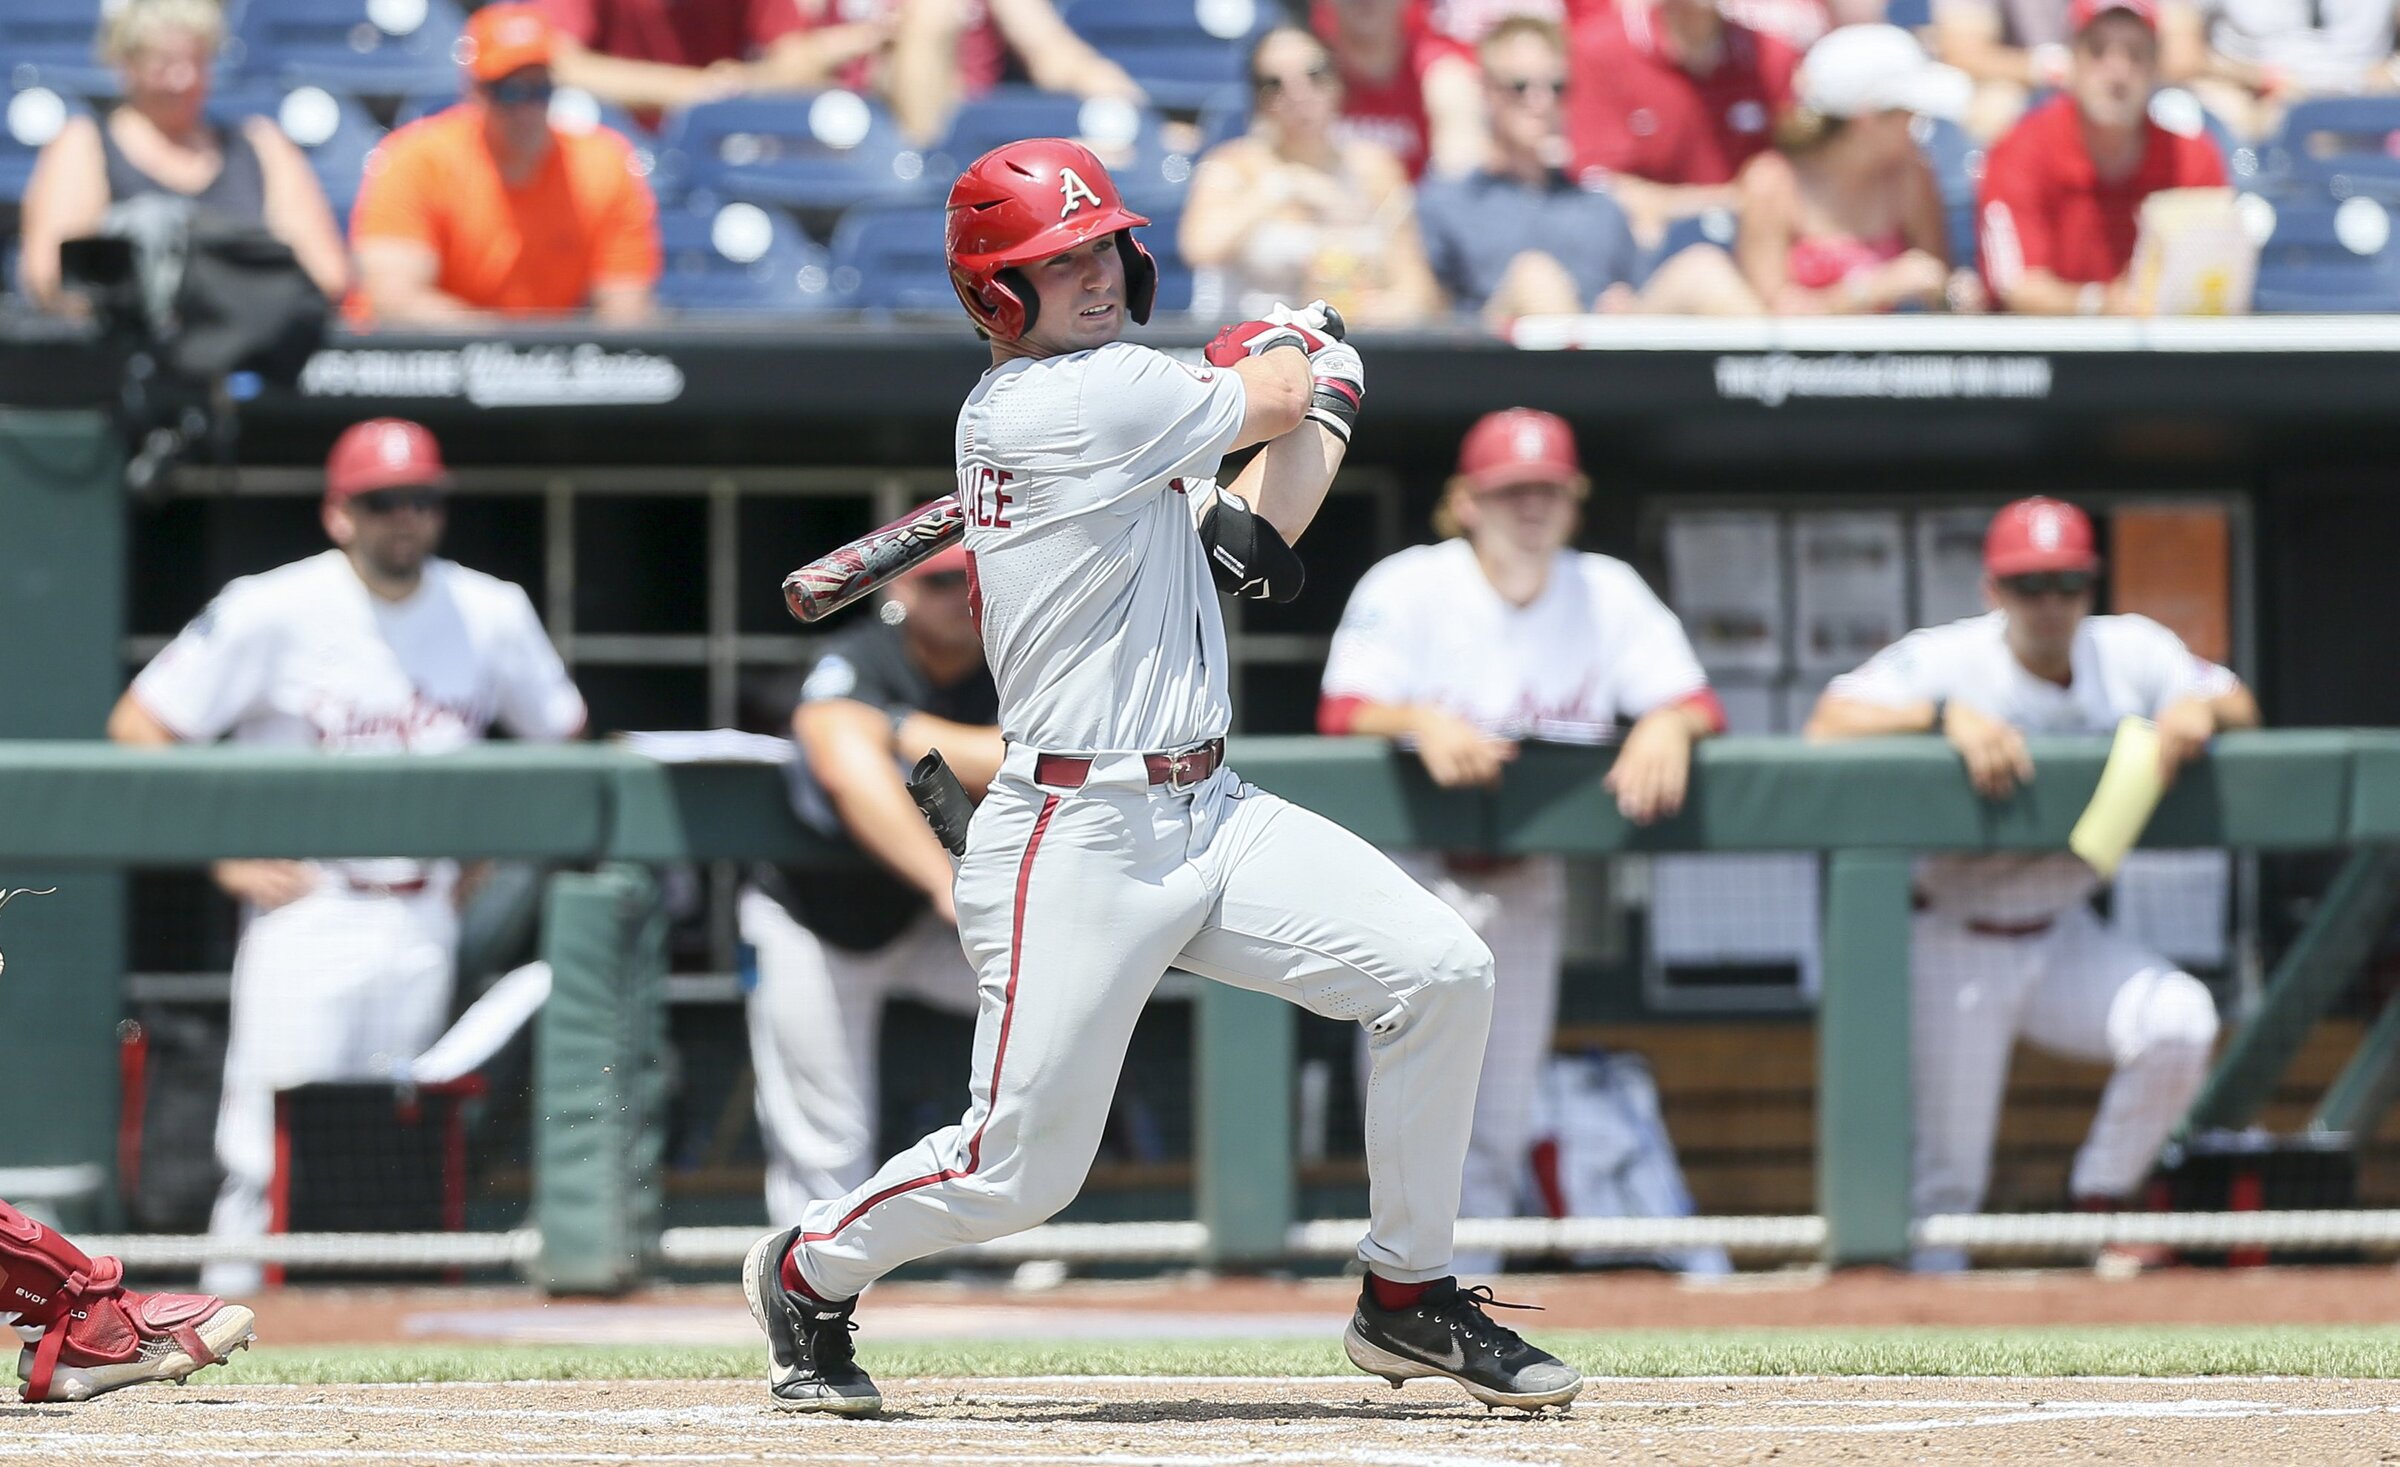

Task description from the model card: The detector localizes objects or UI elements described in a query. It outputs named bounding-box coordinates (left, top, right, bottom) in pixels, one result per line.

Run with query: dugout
left=7, top=314, right=2400, bottom=1252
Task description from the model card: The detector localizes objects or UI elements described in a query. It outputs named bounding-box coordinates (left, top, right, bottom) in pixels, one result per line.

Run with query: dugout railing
left=7, top=733, right=2400, bottom=1288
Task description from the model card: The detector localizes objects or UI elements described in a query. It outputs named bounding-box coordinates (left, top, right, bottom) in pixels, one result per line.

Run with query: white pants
left=788, top=754, right=1496, bottom=1301
left=1911, top=903, right=2219, bottom=1221
left=1371, top=854, right=1564, bottom=1276
left=738, top=891, right=982, bottom=1226
left=205, top=884, right=457, bottom=1295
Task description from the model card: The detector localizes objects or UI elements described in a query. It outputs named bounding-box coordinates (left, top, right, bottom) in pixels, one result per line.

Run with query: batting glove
left=1203, top=317, right=1334, bottom=368
left=1306, top=339, right=1365, bottom=444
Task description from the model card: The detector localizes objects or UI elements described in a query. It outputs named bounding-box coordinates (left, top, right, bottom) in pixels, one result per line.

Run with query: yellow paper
left=2069, top=717, right=2166, bottom=880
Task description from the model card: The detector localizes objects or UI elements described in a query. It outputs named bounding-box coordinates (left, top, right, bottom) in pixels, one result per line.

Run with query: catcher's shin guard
left=0, top=1200, right=255, bottom=1402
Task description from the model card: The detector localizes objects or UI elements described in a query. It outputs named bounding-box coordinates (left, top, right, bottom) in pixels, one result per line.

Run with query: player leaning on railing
left=743, top=138, right=1584, bottom=1418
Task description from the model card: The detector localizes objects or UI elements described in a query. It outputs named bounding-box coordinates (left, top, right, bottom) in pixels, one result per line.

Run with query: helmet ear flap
left=995, top=267, right=1036, bottom=336
left=1117, top=233, right=1157, bottom=325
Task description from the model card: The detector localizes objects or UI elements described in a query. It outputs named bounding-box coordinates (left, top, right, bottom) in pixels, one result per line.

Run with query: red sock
left=778, top=1243, right=829, bottom=1305
left=1368, top=1273, right=1432, bottom=1311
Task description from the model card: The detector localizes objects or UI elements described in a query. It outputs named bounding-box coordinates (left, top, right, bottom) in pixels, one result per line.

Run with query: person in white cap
left=1735, top=24, right=1985, bottom=314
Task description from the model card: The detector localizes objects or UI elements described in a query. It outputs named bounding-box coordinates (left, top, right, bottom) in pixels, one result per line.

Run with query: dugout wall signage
left=300, top=343, right=686, bottom=407
left=1714, top=353, right=2053, bottom=409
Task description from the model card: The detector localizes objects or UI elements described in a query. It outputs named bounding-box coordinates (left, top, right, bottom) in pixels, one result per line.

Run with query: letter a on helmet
left=945, top=139, right=1158, bottom=341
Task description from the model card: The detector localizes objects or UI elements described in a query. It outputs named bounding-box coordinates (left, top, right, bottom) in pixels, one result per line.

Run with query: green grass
left=27, top=1327, right=2400, bottom=1387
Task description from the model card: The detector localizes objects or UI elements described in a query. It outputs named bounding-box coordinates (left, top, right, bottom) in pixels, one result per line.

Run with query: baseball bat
left=782, top=495, right=965, bottom=624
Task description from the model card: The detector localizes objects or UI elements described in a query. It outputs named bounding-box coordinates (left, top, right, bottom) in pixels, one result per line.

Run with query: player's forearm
left=897, top=713, right=1005, bottom=798
left=1228, top=350, right=1313, bottom=450
left=1644, top=695, right=1723, bottom=742
left=814, top=735, right=959, bottom=899
left=1338, top=700, right=1446, bottom=742
left=1225, top=420, right=1344, bottom=544
left=1804, top=694, right=1937, bottom=740
left=1994, top=266, right=2109, bottom=316
left=2176, top=685, right=2261, bottom=732
left=105, top=689, right=179, bottom=745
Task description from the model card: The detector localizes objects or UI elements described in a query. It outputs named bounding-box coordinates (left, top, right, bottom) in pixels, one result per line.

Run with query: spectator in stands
left=18, top=0, right=350, bottom=316
left=2160, top=0, right=2397, bottom=139
left=1418, top=17, right=1763, bottom=322
left=1320, top=408, right=1725, bottom=1277
left=1977, top=0, right=2226, bottom=314
left=874, top=0, right=1146, bottom=146
left=1736, top=25, right=1984, bottom=313
left=534, top=0, right=894, bottom=125
left=1933, top=0, right=2078, bottom=139
left=1181, top=26, right=1445, bottom=325
left=1566, top=0, right=1802, bottom=245
left=1312, top=0, right=1487, bottom=177
left=349, top=4, right=661, bottom=326
left=740, top=545, right=1002, bottom=1228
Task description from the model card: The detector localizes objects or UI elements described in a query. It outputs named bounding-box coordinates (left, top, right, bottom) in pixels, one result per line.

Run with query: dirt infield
left=20, top=1374, right=2400, bottom=1465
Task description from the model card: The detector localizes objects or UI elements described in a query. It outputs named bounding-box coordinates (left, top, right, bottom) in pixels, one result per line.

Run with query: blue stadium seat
left=1912, top=113, right=1983, bottom=269
left=826, top=202, right=955, bottom=312
left=207, top=80, right=383, bottom=218
left=2252, top=194, right=2400, bottom=312
left=933, top=87, right=1190, bottom=210
left=1636, top=207, right=1736, bottom=287
left=654, top=93, right=926, bottom=215
left=2260, top=96, right=2400, bottom=199
left=1143, top=207, right=1192, bottom=313
left=656, top=200, right=836, bottom=316
left=0, top=0, right=116, bottom=101
left=2, top=81, right=86, bottom=211
left=1060, top=0, right=1277, bottom=113
left=221, top=0, right=466, bottom=99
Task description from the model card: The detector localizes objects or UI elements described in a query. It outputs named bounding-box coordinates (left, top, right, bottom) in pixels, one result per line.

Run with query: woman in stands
left=1180, top=24, right=1444, bottom=326
left=1733, top=25, right=1984, bottom=314
left=19, top=0, right=350, bottom=314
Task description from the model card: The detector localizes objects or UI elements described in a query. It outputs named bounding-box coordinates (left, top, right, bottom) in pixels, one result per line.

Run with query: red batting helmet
left=325, top=418, right=450, bottom=501
left=945, top=138, right=1157, bottom=341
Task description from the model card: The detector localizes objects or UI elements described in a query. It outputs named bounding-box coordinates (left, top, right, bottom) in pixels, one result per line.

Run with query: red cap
left=2071, top=0, right=2156, bottom=32
left=908, top=543, right=971, bottom=578
left=1456, top=408, right=1581, bottom=492
left=325, top=418, right=450, bottom=501
left=1984, top=496, right=2099, bottom=576
left=461, top=3, right=558, bottom=83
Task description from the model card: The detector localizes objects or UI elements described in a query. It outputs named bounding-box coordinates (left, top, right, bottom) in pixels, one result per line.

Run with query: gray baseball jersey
left=954, top=341, right=1247, bottom=755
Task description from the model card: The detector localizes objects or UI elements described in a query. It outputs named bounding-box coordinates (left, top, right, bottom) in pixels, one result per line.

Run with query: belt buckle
left=1163, top=745, right=1207, bottom=793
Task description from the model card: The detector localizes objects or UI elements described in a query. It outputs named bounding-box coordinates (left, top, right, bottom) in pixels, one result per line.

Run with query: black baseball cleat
left=742, top=1225, right=882, bottom=1416
left=1343, top=1276, right=1584, bottom=1413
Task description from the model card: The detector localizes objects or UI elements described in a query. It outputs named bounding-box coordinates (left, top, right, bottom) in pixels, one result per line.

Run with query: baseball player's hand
left=2153, top=697, right=2218, bottom=785
left=1943, top=702, right=2034, bottom=800
left=1606, top=714, right=1694, bottom=826
left=1204, top=317, right=1335, bottom=368
left=1413, top=708, right=1517, bottom=789
left=211, top=859, right=317, bottom=911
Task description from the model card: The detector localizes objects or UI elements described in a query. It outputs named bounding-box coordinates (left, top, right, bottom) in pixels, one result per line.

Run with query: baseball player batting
left=1807, top=497, right=2261, bottom=1270
left=743, top=139, right=1583, bottom=1417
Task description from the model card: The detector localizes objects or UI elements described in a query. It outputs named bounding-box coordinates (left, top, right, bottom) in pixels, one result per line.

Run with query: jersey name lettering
left=962, top=463, right=1016, bottom=528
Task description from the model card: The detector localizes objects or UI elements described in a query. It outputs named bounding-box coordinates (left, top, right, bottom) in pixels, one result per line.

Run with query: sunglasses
left=485, top=74, right=555, bottom=107
left=1255, top=62, right=1335, bottom=97
left=351, top=488, right=447, bottom=515
left=1997, top=570, right=2096, bottom=598
left=1497, top=75, right=1568, bottom=98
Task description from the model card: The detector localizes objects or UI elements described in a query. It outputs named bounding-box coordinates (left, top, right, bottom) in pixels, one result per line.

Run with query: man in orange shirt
left=350, top=3, right=661, bottom=326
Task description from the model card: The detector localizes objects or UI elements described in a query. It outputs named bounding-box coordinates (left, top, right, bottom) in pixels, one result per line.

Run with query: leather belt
left=1443, top=852, right=1526, bottom=877
left=1033, top=738, right=1225, bottom=793
left=1965, top=915, right=2056, bottom=939
left=343, top=876, right=429, bottom=896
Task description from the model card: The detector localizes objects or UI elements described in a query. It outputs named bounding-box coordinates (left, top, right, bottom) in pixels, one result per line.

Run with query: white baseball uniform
left=1320, top=540, right=1713, bottom=1267
left=130, top=549, right=585, bottom=1293
left=1825, top=610, right=2234, bottom=1227
left=740, top=618, right=994, bottom=1226
left=784, top=343, right=1496, bottom=1302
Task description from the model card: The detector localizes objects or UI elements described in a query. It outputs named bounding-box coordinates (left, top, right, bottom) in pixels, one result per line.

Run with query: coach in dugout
left=740, top=545, right=1004, bottom=1227
left=1319, top=409, right=1724, bottom=1274
left=1806, top=497, right=2258, bottom=1272
left=108, top=419, right=587, bottom=1294
left=1976, top=0, right=2226, bottom=315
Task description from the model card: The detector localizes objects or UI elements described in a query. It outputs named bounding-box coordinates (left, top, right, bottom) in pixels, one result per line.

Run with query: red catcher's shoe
left=17, top=1256, right=256, bottom=1402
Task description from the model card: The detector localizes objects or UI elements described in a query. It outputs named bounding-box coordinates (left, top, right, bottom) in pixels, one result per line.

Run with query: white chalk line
left=0, top=1448, right=1552, bottom=1467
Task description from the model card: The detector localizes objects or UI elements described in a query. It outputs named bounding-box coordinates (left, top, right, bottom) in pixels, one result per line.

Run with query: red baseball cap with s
left=1456, top=408, right=1583, bottom=492
left=1984, top=496, right=2099, bottom=576
left=2071, top=0, right=2157, bottom=32
left=325, top=418, right=451, bottom=501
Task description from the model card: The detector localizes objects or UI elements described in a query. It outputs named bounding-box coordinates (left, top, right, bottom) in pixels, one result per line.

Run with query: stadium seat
left=1912, top=113, right=1982, bottom=269
left=1, top=82, right=85, bottom=212
left=1059, top=0, right=1278, bottom=113
left=654, top=93, right=926, bottom=216
left=1636, top=207, right=1736, bottom=287
left=207, top=81, right=383, bottom=218
left=826, top=202, right=955, bottom=312
left=933, top=87, right=1191, bottom=211
left=655, top=199, right=836, bottom=316
left=220, top=0, right=466, bottom=100
left=0, top=0, right=117, bottom=101
left=2259, top=96, right=2400, bottom=200
left=2251, top=194, right=2400, bottom=312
